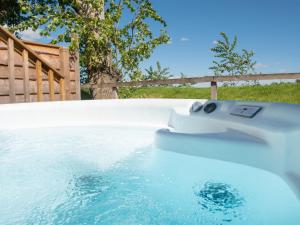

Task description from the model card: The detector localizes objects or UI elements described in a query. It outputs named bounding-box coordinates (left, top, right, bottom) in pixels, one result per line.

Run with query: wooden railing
left=0, top=26, right=69, bottom=103
left=84, top=72, right=300, bottom=100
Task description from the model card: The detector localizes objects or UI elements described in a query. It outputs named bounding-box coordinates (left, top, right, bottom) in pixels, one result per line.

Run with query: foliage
left=80, top=87, right=93, bottom=100
left=8, top=0, right=169, bottom=84
left=210, top=32, right=256, bottom=85
left=117, top=87, right=139, bottom=98
left=0, top=0, right=26, bottom=29
left=116, top=82, right=300, bottom=104
left=129, top=70, right=145, bottom=81
left=144, top=61, right=171, bottom=81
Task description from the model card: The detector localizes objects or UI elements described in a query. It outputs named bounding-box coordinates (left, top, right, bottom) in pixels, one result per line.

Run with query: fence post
left=210, top=81, right=217, bottom=100
left=60, top=47, right=70, bottom=100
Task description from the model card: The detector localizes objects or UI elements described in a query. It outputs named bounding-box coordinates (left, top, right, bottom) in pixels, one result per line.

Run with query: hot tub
left=0, top=99, right=299, bottom=225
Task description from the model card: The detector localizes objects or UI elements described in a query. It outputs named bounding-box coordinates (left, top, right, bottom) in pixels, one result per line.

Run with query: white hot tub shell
left=0, top=99, right=299, bottom=200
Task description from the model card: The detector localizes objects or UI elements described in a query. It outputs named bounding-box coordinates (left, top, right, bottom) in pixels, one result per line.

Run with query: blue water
left=0, top=126, right=299, bottom=225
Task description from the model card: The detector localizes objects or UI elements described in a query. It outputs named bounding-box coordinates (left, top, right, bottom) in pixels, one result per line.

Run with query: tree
left=144, top=61, right=171, bottom=81
left=0, top=0, right=26, bottom=28
left=209, top=32, right=256, bottom=85
left=5, top=0, right=169, bottom=98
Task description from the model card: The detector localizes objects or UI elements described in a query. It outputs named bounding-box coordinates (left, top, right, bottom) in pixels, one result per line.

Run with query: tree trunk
left=92, top=73, right=118, bottom=99
left=84, top=1, right=118, bottom=99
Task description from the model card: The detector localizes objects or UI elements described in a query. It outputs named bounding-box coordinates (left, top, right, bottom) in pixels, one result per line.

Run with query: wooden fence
left=0, top=26, right=80, bottom=104
left=85, top=72, right=300, bottom=100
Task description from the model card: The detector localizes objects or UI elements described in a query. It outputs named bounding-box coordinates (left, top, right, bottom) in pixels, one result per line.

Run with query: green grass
left=82, top=82, right=300, bottom=104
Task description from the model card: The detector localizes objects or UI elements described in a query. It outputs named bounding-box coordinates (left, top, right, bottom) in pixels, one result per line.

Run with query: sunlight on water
left=0, top=126, right=299, bottom=225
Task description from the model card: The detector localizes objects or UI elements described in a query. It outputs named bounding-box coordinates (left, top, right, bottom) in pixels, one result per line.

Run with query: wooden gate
left=0, top=26, right=80, bottom=104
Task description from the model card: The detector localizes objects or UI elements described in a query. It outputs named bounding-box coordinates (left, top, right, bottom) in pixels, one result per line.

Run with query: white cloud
left=212, top=40, right=218, bottom=45
left=255, top=63, right=270, bottom=69
left=180, top=37, right=189, bottom=42
left=279, top=69, right=287, bottom=73
left=20, top=28, right=43, bottom=41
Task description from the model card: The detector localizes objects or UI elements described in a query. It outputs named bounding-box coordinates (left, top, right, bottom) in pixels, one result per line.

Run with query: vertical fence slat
left=23, top=49, right=30, bottom=102
left=75, top=51, right=81, bottom=100
left=210, top=81, right=218, bottom=100
left=36, top=60, right=43, bottom=101
left=48, top=69, right=55, bottom=101
left=60, top=78, right=66, bottom=100
left=8, top=38, right=15, bottom=103
left=60, top=48, right=70, bottom=100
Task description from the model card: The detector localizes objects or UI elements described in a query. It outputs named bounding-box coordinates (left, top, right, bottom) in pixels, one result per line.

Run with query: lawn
left=82, top=82, right=300, bottom=104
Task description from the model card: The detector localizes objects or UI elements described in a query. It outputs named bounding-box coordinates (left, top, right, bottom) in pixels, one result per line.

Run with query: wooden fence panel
left=0, top=26, right=81, bottom=104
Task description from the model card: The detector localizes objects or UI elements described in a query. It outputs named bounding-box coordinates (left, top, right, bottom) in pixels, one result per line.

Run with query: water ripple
left=194, top=181, right=245, bottom=223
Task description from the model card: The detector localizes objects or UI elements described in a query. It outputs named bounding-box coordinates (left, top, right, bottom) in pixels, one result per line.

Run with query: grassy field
left=82, top=82, right=300, bottom=104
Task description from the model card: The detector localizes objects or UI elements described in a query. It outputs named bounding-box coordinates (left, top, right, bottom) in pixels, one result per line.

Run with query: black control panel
left=230, top=105, right=262, bottom=118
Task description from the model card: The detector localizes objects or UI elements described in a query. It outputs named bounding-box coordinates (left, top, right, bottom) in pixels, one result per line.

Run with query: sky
left=21, top=0, right=300, bottom=77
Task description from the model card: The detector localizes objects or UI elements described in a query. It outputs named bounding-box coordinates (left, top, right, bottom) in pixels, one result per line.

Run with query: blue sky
left=21, top=0, right=300, bottom=77
left=141, top=0, right=300, bottom=76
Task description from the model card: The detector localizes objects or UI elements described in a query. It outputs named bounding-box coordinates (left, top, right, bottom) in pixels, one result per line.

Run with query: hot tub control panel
left=230, top=105, right=262, bottom=118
